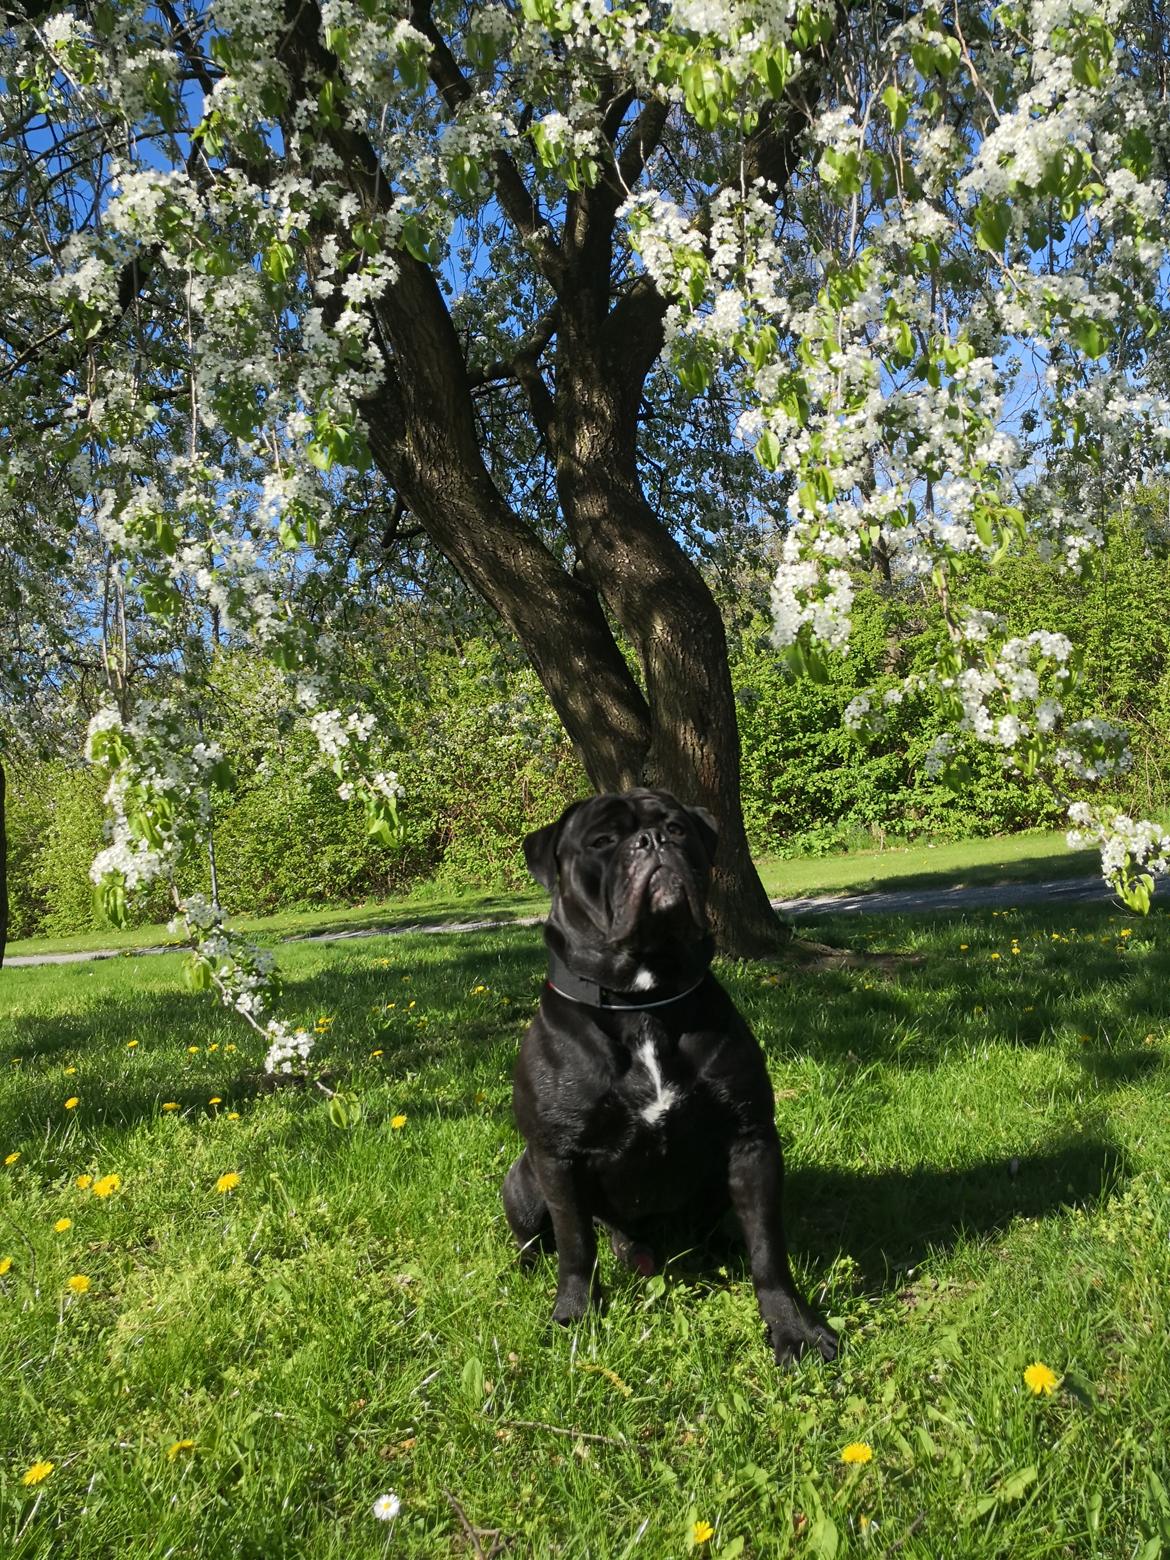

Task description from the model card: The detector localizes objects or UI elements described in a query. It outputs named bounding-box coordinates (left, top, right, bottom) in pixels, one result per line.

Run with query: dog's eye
left=666, top=821, right=685, bottom=836
left=589, top=834, right=615, bottom=849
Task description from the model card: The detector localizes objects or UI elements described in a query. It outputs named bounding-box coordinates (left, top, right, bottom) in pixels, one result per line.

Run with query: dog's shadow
left=610, top=1135, right=1125, bottom=1295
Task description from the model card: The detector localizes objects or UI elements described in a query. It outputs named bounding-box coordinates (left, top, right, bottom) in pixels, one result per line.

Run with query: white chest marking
left=631, top=967, right=657, bottom=991
left=636, top=1039, right=679, bottom=1126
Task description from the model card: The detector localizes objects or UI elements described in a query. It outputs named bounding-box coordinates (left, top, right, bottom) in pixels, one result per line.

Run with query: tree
left=2, top=0, right=1169, bottom=1028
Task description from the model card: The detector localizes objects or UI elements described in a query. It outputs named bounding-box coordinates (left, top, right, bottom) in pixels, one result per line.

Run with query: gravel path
left=3, top=875, right=1116, bottom=969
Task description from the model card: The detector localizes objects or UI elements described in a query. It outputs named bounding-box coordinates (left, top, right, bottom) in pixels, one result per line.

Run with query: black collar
left=545, top=949, right=706, bottom=1011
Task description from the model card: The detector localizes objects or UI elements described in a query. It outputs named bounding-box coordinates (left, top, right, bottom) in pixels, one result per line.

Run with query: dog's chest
left=616, top=1020, right=690, bottom=1129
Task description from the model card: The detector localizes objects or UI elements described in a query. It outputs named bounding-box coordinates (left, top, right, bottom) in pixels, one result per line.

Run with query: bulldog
left=502, top=788, right=838, bottom=1366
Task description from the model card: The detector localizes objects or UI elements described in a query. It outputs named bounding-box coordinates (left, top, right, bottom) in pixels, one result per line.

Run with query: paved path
left=4, top=876, right=1116, bottom=969
left=770, top=874, right=1113, bottom=919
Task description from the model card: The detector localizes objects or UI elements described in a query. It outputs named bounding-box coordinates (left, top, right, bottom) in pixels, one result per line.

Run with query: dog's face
left=523, top=790, right=718, bottom=978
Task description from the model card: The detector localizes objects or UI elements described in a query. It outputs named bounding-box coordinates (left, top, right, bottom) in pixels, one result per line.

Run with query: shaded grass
left=1, top=902, right=1168, bottom=1556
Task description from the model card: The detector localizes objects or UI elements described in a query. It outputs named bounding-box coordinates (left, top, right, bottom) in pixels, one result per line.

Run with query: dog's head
left=523, top=789, right=719, bottom=990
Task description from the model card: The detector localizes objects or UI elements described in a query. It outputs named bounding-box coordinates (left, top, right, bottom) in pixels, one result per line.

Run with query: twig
left=880, top=1511, right=926, bottom=1558
left=497, top=1417, right=627, bottom=1448
left=443, top=1489, right=508, bottom=1559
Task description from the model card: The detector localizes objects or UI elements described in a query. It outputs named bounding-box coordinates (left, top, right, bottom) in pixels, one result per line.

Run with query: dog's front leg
left=529, top=1148, right=600, bottom=1323
left=728, top=1132, right=838, bottom=1366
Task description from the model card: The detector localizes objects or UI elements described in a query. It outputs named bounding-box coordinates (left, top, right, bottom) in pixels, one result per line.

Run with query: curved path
left=3, top=875, right=1116, bottom=969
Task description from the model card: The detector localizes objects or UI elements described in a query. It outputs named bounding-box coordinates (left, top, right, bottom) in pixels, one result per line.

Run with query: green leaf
left=328, top=1091, right=363, bottom=1129
left=461, top=1356, right=486, bottom=1401
left=755, top=429, right=782, bottom=472
left=807, top=1515, right=839, bottom=1560
left=1069, top=317, right=1109, bottom=359
left=975, top=200, right=1011, bottom=253
left=184, top=954, right=213, bottom=992
left=881, top=82, right=910, bottom=130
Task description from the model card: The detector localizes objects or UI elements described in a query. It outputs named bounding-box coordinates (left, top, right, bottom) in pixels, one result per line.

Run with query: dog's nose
left=634, top=828, right=666, bottom=853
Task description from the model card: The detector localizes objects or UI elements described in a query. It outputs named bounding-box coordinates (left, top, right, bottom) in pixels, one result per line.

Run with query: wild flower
left=841, top=1442, right=873, bottom=1464
left=167, top=1439, right=196, bottom=1459
left=54, top=1218, right=72, bottom=1233
left=1024, top=1362, right=1059, bottom=1395
left=64, top=1097, right=79, bottom=1110
left=22, top=1461, right=54, bottom=1486
left=76, top=1175, right=93, bottom=1189
left=372, top=1492, right=400, bottom=1521
left=216, top=1172, right=241, bottom=1193
left=92, top=1175, right=121, bottom=1198
left=692, top=1519, right=715, bottom=1544
left=391, top=1114, right=407, bottom=1130
left=66, top=1274, right=91, bottom=1294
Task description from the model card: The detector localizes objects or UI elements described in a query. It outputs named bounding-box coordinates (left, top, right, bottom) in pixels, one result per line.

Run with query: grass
left=756, top=829, right=1097, bottom=900
left=2, top=899, right=1169, bottom=1557
left=4, top=828, right=1091, bottom=960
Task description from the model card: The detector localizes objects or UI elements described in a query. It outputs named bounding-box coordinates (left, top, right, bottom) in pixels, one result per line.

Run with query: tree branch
left=407, top=0, right=564, bottom=284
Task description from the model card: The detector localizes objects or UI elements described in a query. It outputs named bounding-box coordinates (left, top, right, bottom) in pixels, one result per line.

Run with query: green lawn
left=4, top=828, right=1092, bottom=960
left=1, top=900, right=1167, bottom=1556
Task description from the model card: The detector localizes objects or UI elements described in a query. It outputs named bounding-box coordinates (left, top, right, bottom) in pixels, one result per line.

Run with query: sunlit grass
left=1, top=902, right=1168, bottom=1556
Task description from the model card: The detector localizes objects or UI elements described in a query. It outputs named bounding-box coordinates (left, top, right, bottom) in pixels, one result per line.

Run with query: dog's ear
left=686, top=805, right=719, bottom=866
left=522, top=803, right=581, bottom=891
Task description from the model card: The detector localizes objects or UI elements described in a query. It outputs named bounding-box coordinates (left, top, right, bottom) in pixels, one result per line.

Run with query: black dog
left=502, top=788, right=837, bottom=1366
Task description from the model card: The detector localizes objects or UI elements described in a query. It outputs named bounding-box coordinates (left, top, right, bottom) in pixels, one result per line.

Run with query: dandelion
left=92, top=1175, right=121, bottom=1198
left=162, top=1102, right=179, bottom=1111
left=22, top=1461, right=54, bottom=1486
left=209, top=1043, right=219, bottom=1053
left=76, top=1174, right=93, bottom=1189
left=1120, top=928, right=1133, bottom=938
left=370, top=1049, right=384, bottom=1058
left=5, top=1152, right=20, bottom=1165
left=372, top=1492, right=401, bottom=1521
left=64, top=1066, right=77, bottom=1075
left=66, top=1274, right=91, bottom=1294
left=64, top=1097, right=79, bottom=1110
left=391, top=1114, right=407, bottom=1130
left=187, top=1046, right=199, bottom=1055
left=167, top=1439, right=196, bottom=1459
left=959, top=944, right=969, bottom=951
left=0, top=1256, right=12, bottom=1275
left=53, top=1218, right=72, bottom=1233
left=840, top=1442, right=873, bottom=1464
left=693, top=1519, right=715, bottom=1545
left=126, top=1040, right=139, bottom=1048
left=227, top=1112, right=240, bottom=1120
left=1024, top=1362, right=1059, bottom=1395
left=990, top=952, right=1001, bottom=961
left=215, top=1172, right=241, bottom=1194
left=208, top=1097, right=222, bottom=1105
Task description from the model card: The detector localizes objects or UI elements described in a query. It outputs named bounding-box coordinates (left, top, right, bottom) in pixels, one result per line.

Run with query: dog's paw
left=608, top=1230, right=657, bottom=1277
left=767, top=1312, right=839, bottom=1367
left=552, top=1275, right=598, bottom=1324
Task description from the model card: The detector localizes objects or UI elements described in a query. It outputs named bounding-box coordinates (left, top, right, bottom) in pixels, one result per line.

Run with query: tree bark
left=282, top=0, right=803, bottom=956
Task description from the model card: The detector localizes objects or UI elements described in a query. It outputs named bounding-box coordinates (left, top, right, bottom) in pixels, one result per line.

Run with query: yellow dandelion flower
left=959, top=944, right=969, bottom=951
left=391, top=1114, right=407, bottom=1130
left=208, top=1043, right=219, bottom=1052
left=370, top=1049, right=384, bottom=1058
left=990, top=952, right=1001, bottom=961
left=64, top=1066, right=77, bottom=1075
left=92, top=1175, right=121, bottom=1198
left=208, top=1097, right=222, bottom=1105
left=66, top=1274, right=91, bottom=1294
left=227, top=1112, right=240, bottom=1120
left=1024, top=1362, right=1059, bottom=1396
left=692, top=1520, right=714, bottom=1545
left=0, top=1256, right=13, bottom=1275
left=126, top=1039, right=139, bottom=1048
left=187, top=1046, right=199, bottom=1054
left=840, top=1442, right=873, bottom=1464
left=53, top=1218, right=72, bottom=1233
left=22, top=1460, right=54, bottom=1486
left=162, top=1102, right=179, bottom=1112
left=226, top=1044, right=237, bottom=1053
left=1120, top=928, right=1133, bottom=937
left=4, top=1151, right=20, bottom=1166
left=215, top=1172, right=241, bottom=1194
left=76, top=1174, right=93, bottom=1189
left=64, top=1097, right=79, bottom=1110
left=167, top=1439, right=196, bottom=1460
